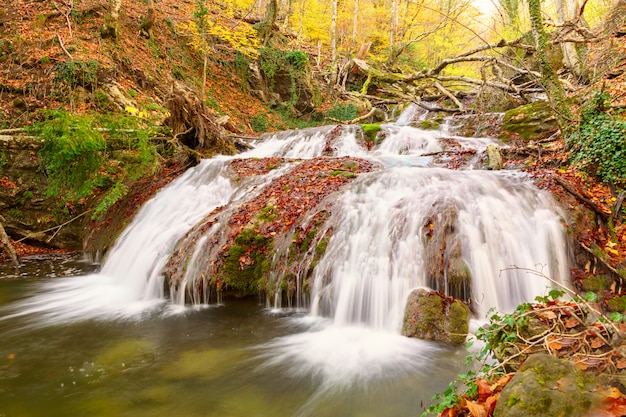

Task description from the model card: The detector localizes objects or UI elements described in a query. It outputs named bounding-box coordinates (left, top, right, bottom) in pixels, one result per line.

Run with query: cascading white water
left=309, top=168, right=569, bottom=329
left=5, top=105, right=569, bottom=330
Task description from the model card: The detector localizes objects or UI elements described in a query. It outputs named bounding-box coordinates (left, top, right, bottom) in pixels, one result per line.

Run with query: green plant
left=259, top=47, right=309, bottom=108
left=127, top=89, right=138, bottom=98
left=53, top=60, right=100, bottom=90
left=7, top=208, right=23, bottom=217
left=325, top=103, right=358, bottom=121
left=172, top=66, right=185, bottom=81
left=569, top=91, right=626, bottom=188
left=28, top=110, right=161, bottom=219
left=250, top=114, right=269, bottom=132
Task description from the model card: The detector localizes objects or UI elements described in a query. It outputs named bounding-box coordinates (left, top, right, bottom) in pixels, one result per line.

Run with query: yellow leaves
left=124, top=106, right=149, bottom=119
left=605, top=240, right=619, bottom=256
left=177, top=2, right=259, bottom=58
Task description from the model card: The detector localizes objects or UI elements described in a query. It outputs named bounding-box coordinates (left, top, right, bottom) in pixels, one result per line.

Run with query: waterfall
left=309, top=168, right=569, bottom=329
left=5, top=105, right=570, bottom=328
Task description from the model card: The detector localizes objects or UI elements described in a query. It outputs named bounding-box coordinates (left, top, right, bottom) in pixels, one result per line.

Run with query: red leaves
left=219, top=156, right=373, bottom=262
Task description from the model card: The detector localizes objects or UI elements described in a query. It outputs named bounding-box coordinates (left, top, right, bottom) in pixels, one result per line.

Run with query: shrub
left=569, top=91, right=626, bottom=188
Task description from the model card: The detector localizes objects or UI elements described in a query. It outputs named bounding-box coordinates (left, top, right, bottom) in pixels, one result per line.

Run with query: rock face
left=495, top=354, right=605, bottom=417
left=0, top=135, right=85, bottom=249
left=401, top=288, right=470, bottom=344
left=422, top=203, right=472, bottom=303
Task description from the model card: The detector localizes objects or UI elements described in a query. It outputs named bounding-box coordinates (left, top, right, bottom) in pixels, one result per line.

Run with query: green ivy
left=53, top=60, right=101, bottom=90
left=569, top=91, right=626, bottom=188
left=259, top=47, right=310, bottom=108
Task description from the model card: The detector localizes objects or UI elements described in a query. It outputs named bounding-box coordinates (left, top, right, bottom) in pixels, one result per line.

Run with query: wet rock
left=401, top=288, right=470, bottom=344
left=495, top=354, right=605, bottom=417
left=423, top=203, right=472, bottom=303
left=486, top=144, right=503, bottom=170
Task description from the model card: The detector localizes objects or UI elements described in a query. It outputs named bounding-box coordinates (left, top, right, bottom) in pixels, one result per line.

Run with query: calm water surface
left=0, top=258, right=465, bottom=417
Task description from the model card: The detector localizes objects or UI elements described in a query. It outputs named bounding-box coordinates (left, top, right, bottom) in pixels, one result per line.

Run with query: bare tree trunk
left=140, top=0, right=156, bottom=38
left=0, top=217, right=20, bottom=269
left=555, top=0, right=586, bottom=79
left=352, top=0, right=359, bottom=51
left=328, top=0, right=338, bottom=93
left=259, top=0, right=278, bottom=45
left=528, top=0, right=573, bottom=138
left=389, top=0, right=399, bottom=64
left=101, top=0, right=122, bottom=39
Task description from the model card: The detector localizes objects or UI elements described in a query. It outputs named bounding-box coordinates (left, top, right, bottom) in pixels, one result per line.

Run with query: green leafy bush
left=53, top=60, right=100, bottom=90
left=325, top=103, right=358, bottom=121
left=569, top=92, right=626, bottom=188
left=28, top=110, right=160, bottom=218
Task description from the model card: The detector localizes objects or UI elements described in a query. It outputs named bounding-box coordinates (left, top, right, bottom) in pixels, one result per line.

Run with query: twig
left=14, top=209, right=93, bottom=244
left=0, top=128, right=26, bottom=135
left=57, top=34, right=73, bottom=59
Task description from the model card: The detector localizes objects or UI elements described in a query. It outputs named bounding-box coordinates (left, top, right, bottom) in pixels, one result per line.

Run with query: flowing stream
left=0, top=106, right=570, bottom=416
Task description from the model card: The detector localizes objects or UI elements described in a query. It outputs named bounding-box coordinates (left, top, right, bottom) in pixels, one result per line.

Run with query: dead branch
left=580, top=243, right=626, bottom=291
left=57, top=34, right=73, bottom=59
left=553, top=176, right=610, bottom=222
left=434, top=81, right=465, bottom=112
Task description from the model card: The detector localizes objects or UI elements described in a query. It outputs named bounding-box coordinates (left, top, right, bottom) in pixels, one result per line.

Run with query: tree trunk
left=389, top=0, right=399, bottom=64
left=101, top=0, right=122, bottom=39
left=259, top=0, right=278, bottom=46
left=0, top=218, right=20, bottom=269
left=352, top=0, right=359, bottom=50
left=329, top=0, right=338, bottom=93
left=555, top=0, right=586, bottom=80
left=140, top=0, right=155, bottom=38
left=527, top=0, right=573, bottom=138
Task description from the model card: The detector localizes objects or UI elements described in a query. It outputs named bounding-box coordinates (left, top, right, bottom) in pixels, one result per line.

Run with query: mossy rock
left=499, top=101, right=558, bottom=143
left=401, top=288, right=469, bottom=344
left=495, top=354, right=604, bottom=417
left=221, top=229, right=271, bottom=295
left=607, top=295, right=626, bottom=312
left=581, top=274, right=613, bottom=292
left=361, top=123, right=382, bottom=143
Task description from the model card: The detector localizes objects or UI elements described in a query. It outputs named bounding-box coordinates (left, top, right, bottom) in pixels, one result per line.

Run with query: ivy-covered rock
left=401, top=288, right=470, bottom=344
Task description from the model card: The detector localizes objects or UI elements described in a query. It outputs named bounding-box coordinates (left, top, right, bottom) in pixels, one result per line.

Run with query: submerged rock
left=401, top=288, right=470, bottom=344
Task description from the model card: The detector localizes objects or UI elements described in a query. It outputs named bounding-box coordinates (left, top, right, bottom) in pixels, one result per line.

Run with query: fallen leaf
left=466, top=400, right=487, bottom=417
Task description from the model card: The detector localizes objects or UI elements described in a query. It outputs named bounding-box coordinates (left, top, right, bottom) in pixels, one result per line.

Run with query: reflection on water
left=0, top=264, right=465, bottom=417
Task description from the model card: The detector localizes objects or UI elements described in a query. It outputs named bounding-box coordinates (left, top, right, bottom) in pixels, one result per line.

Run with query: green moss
left=361, top=123, right=382, bottom=142
left=419, top=119, right=440, bottom=130
left=500, top=101, right=558, bottom=143
left=607, top=296, right=626, bottom=312
left=330, top=170, right=356, bottom=178
left=581, top=274, right=612, bottom=292
left=448, top=301, right=470, bottom=344
left=221, top=229, right=271, bottom=295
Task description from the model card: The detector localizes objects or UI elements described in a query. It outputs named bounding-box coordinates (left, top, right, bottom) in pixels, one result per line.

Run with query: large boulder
left=499, top=101, right=558, bottom=143
left=495, top=354, right=606, bottom=417
left=402, top=288, right=470, bottom=344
